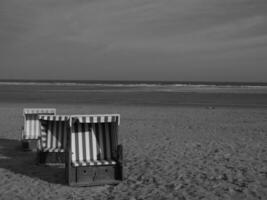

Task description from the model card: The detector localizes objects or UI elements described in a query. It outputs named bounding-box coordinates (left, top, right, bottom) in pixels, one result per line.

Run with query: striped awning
left=23, top=108, right=56, bottom=115
left=39, top=115, right=70, bottom=121
left=72, top=114, right=120, bottom=125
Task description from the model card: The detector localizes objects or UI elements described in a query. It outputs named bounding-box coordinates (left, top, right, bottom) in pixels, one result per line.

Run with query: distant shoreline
left=0, top=79, right=267, bottom=87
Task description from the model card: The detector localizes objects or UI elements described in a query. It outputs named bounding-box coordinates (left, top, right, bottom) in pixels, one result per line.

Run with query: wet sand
left=0, top=102, right=266, bottom=200
left=1, top=84, right=267, bottom=107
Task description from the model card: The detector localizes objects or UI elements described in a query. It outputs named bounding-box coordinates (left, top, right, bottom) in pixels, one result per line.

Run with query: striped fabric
left=73, top=114, right=120, bottom=125
left=39, top=115, right=69, bottom=152
left=39, top=115, right=69, bottom=121
left=24, top=108, right=56, bottom=115
left=23, top=108, right=56, bottom=140
left=71, top=115, right=120, bottom=167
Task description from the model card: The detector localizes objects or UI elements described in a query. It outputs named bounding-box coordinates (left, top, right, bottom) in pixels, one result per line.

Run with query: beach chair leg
left=66, top=150, right=76, bottom=185
left=66, top=165, right=77, bottom=186
left=117, top=144, right=123, bottom=180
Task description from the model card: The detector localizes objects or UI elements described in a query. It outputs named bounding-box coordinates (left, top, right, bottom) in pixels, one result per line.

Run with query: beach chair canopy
left=22, top=108, right=56, bottom=140
left=39, top=115, right=69, bottom=152
left=70, top=114, right=120, bottom=167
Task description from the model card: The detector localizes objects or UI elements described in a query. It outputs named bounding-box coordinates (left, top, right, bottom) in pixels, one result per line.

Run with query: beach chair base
left=66, top=145, right=123, bottom=186
left=21, top=139, right=38, bottom=151
left=38, top=152, right=65, bottom=164
left=66, top=165, right=123, bottom=186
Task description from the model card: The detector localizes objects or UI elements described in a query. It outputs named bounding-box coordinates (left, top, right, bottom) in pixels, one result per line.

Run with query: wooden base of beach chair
left=38, top=152, right=65, bottom=164
left=66, top=165, right=122, bottom=186
left=21, top=139, right=38, bottom=152
left=66, top=145, right=123, bottom=186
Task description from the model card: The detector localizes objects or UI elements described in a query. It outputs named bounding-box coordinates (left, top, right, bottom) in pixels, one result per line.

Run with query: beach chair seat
left=38, top=115, right=69, bottom=164
left=21, top=108, right=56, bottom=151
left=66, top=114, right=123, bottom=186
left=71, top=160, right=117, bottom=167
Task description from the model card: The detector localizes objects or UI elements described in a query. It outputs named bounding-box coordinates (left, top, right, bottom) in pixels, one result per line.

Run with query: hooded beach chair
left=66, top=114, right=123, bottom=186
left=38, top=115, right=69, bottom=164
left=22, top=108, right=56, bottom=151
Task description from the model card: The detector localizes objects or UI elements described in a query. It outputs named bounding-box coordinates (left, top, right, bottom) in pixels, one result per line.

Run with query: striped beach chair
left=22, top=108, right=56, bottom=151
left=38, top=115, right=69, bottom=164
left=66, top=114, right=123, bottom=186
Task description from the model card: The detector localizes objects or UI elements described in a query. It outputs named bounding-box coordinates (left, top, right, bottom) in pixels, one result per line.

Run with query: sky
left=0, top=0, right=267, bottom=82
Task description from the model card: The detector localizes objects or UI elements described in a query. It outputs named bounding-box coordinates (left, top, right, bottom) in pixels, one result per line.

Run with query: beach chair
left=38, top=115, right=69, bottom=164
left=22, top=108, right=56, bottom=151
left=66, top=114, right=123, bottom=186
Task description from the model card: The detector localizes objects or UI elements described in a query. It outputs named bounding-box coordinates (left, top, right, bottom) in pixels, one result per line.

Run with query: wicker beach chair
left=66, top=114, right=123, bottom=186
left=22, top=108, right=56, bottom=151
left=38, top=115, right=69, bottom=164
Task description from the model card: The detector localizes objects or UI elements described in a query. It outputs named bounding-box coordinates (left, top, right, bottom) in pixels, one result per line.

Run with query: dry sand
left=0, top=103, right=266, bottom=200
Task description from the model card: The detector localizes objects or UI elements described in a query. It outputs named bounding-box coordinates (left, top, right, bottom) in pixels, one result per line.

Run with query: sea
left=1, top=80, right=267, bottom=108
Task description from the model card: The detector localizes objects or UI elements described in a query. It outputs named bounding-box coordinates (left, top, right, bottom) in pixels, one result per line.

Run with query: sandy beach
left=0, top=99, right=266, bottom=199
left=1, top=0, right=267, bottom=198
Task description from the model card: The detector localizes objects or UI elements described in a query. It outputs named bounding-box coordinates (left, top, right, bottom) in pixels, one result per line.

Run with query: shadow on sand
left=0, top=138, right=66, bottom=185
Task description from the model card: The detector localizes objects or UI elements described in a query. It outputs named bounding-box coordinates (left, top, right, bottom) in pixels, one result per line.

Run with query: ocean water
left=0, top=80, right=267, bottom=107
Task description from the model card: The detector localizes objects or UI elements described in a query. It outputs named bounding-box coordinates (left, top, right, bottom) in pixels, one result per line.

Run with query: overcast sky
left=0, top=0, right=267, bottom=82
